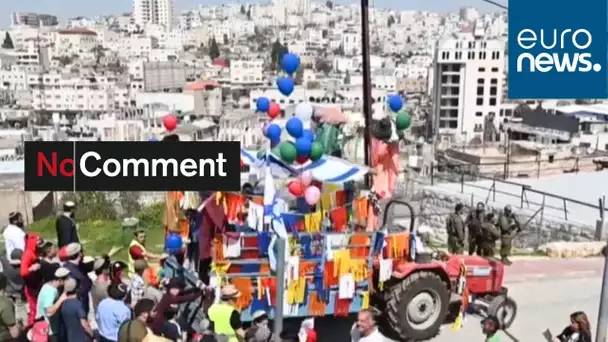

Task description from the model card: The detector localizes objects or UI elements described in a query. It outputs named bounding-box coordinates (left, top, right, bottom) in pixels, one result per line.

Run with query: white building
left=431, top=28, right=506, bottom=144
left=132, top=0, right=175, bottom=31
left=230, top=59, right=264, bottom=86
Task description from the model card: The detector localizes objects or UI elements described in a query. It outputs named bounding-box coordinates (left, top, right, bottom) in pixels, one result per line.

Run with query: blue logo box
left=508, top=0, right=607, bottom=99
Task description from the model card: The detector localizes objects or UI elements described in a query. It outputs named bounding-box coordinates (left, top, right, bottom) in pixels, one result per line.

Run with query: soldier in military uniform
left=498, top=205, right=521, bottom=265
left=446, top=203, right=465, bottom=254
left=465, top=202, right=486, bottom=255
left=479, top=212, right=501, bottom=257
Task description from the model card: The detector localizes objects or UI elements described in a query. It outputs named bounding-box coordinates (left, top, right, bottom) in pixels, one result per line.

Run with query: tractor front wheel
left=488, top=295, right=517, bottom=329
left=385, top=271, right=449, bottom=341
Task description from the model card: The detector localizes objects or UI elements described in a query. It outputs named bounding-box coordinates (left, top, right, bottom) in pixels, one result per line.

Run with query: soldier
left=465, top=202, right=486, bottom=255
left=498, top=205, right=521, bottom=265
left=479, top=212, right=501, bottom=258
left=446, top=203, right=465, bottom=254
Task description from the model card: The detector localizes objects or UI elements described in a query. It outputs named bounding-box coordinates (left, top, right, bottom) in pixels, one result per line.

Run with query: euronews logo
left=515, top=29, right=602, bottom=73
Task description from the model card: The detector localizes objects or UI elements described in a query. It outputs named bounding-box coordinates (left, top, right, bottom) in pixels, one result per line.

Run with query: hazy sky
left=1, top=0, right=503, bottom=28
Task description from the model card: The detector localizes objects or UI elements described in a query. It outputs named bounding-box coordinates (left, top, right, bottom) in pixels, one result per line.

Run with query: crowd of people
left=446, top=202, right=522, bottom=265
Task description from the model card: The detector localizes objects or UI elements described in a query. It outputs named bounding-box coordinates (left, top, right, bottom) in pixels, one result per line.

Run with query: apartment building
left=132, top=0, right=175, bottom=31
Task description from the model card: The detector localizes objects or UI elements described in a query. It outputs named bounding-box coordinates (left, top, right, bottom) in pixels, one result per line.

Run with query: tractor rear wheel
left=385, top=271, right=449, bottom=341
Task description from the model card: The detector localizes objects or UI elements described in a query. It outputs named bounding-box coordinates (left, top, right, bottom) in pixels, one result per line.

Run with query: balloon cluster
left=288, top=170, right=320, bottom=205
left=387, top=94, right=411, bottom=131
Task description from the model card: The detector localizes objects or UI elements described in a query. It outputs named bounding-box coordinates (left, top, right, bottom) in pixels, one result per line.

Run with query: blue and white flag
left=263, top=156, right=289, bottom=271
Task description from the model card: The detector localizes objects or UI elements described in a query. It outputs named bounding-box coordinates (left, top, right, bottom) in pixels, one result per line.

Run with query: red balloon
left=163, top=114, right=177, bottom=131
left=268, top=103, right=281, bottom=119
left=288, top=180, right=304, bottom=196
left=240, top=159, right=245, bottom=167
left=296, top=156, right=308, bottom=164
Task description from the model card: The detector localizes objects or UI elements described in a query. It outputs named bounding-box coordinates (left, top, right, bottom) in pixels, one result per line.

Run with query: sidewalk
left=505, top=257, right=604, bottom=283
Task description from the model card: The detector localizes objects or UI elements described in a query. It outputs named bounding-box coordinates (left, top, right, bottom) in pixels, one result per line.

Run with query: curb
left=505, top=270, right=600, bottom=284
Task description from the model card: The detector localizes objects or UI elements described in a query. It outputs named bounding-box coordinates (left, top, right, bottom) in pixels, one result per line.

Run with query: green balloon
left=256, top=149, right=266, bottom=159
left=310, top=141, right=324, bottom=161
left=279, top=141, right=297, bottom=163
left=396, top=111, right=411, bottom=131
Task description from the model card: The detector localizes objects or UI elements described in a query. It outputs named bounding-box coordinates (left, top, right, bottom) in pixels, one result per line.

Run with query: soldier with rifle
left=479, top=212, right=501, bottom=258
left=498, top=205, right=521, bottom=265
left=465, top=202, right=486, bottom=255
left=446, top=203, right=465, bottom=254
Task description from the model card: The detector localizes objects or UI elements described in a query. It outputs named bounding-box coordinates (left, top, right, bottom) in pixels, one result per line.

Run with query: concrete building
left=132, top=0, right=175, bottom=31
left=431, top=24, right=506, bottom=145
left=11, top=12, right=58, bottom=28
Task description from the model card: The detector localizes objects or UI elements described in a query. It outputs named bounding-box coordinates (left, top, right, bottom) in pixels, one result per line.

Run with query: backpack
left=28, top=320, right=50, bottom=342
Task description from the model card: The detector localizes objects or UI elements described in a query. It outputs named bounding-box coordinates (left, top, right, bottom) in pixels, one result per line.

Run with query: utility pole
left=359, top=0, right=373, bottom=186
left=597, top=195, right=608, bottom=342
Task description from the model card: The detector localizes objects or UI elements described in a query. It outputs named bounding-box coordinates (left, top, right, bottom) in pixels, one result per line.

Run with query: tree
left=246, top=7, right=252, bottom=20
left=240, top=5, right=246, bottom=14
left=344, top=71, right=351, bottom=85
left=315, top=59, right=332, bottom=74
left=270, top=39, right=288, bottom=70
left=387, top=15, right=395, bottom=27
left=209, top=37, right=220, bottom=60
left=325, top=0, right=333, bottom=9
left=223, top=33, right=229, bottom=45
left=2, top=32, right=14, bottom=49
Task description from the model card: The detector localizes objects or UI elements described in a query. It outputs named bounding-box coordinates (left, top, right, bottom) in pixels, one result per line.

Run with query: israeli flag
left=263, top=158, right=289, bottom=271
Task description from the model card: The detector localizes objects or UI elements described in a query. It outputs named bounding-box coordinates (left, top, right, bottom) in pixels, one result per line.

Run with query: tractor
left=372, top=200, right=518, bottom=341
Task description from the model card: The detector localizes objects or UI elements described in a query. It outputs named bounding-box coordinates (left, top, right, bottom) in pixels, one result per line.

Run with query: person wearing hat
left=38, top=241, right=60, bottom=284
left=244, top=311, right=274, bottom=342
left=498, top=205, right=521, bottom=266
left=56, top=201, right=79, bottom=248
left=128, top=228, right=167, bottom=275
left=3, top=211, right=25, bottom=260
left=35, top=267, right=72, bottom=341
left=60, top=277, right=95, bottom=342
left=446, top=203, right=465, bottom=254
left=149, top=278, right=206, bottom=336
left=465, top=202, right=486, bottom=256
left=62, top=242, right=93, bottom=315
left=207, top=284, right=244, bottom=342
left=97, top=283, right=132, bottom=342
left=92, top=255, right=112, bottom=313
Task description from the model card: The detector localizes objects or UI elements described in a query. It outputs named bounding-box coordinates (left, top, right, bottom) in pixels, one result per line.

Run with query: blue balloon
left=270, top=137, right=280, bottom=148
left=302, top=129, right=314, bottom=142
left=276, top=77, right=295, bottom=96
left=165, top=233, right=183, bottom=255
left=148, top=137, right=158, bottom=142
left=295, top=137, right=312, bottom=157
left=286, top=117, right=303, bottom=138
left=281, top=53, right=300, bottom=74
left=387, top=95, right=404, bottom=112
left=266, top=123, right=282, bottom=141
left=256, top=97, right=270, bottom=112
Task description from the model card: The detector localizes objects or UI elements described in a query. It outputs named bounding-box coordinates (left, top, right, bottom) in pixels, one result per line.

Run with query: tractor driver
left=466, top=202, right=486, bottom=256
left=446, top=203, right=465, bottom=254
left=479, top=213, right=501, bottom=258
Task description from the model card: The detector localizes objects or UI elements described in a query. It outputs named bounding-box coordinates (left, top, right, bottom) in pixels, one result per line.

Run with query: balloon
left=277, top=77, right=295, bottom=96
left=294, top=102, right=314, bottom=122
left=286, top=117, right=304, bottom=138
left=262, top=123, right=269, bottom=135
left=281, top=53, right=300, bottom=74
left=304, top=186, right=321, bottom=205
left=270, top=137, right=280, bottom=148
left=302, top=129, right=315, bottom=142
left=240, top=159, right=245, bottom=167
left=296, top=156, right=308, bottom=164
left=387, top=95, right=404, bottom=112
left=256, top=97, right=270, bottom=112
left=165, top=233, right=183, bottom=254
left=288, top=180, right=304, bottom=196
left=266, top=124, right=281, bottom=141
left=268, top=102, right=281, bottom=119
left=148, top=137, right=158, bottom=142
left=295, top=137, right=312, bottom=157
left=163, top=114, right=177, bottom=131
left=300, top=170, right=313, bottom=186
left=310, top=141, right=324, bottom=161
left=396, top=111, right=411, bottom=130
left=279, top=141, right=297, bottom=163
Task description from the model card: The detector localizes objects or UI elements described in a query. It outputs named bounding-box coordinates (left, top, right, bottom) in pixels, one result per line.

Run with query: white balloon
left=294, top=102, right=314, bottom=122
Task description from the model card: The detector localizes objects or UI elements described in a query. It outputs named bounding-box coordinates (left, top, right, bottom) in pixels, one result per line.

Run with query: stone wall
left=417, top=188, right=599, bottom=250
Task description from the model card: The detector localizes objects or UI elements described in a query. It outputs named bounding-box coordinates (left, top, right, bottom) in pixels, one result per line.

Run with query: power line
left=480, top=0, right=508, bottom=10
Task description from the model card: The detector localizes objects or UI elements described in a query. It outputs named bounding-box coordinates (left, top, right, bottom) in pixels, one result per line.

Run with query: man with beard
left=128, top=228, right=166, bottom=275
left=56, top=201, right=79, bottom=248
left=3, top=212, right=25, bottom=259
left=465, top=202, right=486, bottom=256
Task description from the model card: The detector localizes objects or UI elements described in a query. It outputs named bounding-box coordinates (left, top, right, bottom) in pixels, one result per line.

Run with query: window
left=477, top=98, right=483, bottom=105
left=489, top=98, right=497, bottom=106
left=449, top=121, right=458, bottom=129
left=455, top=52, right=462, bottom=59
left=477, top=78, right=485, bottom=85
left=491, top=78, right=498, bottom=84
left=490, top=87, right=497, bottom=95
left=468, top=51, right=475, bottom=59
left=477, top=87, right=484, bottom=95
left=478, top=52, right=486, bottom=59
left=491, top=67, right=499, bottom=72
left=475, top=112, right=483, bottom=117
left=478, top=67, right=485, bottom=72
